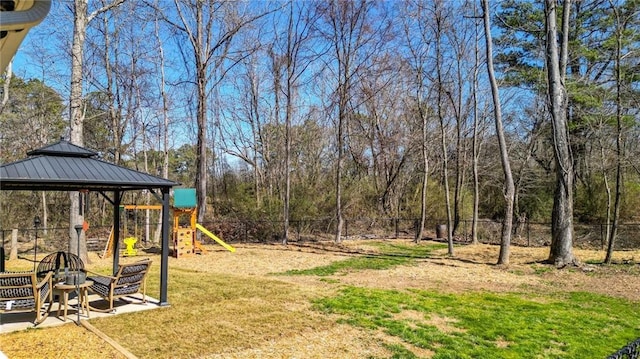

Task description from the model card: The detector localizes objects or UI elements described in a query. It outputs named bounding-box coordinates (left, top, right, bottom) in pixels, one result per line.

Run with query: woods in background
left=1, top=1, right=639, bottom=265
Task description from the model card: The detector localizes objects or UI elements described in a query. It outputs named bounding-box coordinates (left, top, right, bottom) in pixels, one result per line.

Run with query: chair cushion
left=114, top=284, right=140, bottom=296
left=117, top=272, right=145, bottom=286
left=88, top=275, right=141, bottom=297
left=87, top=276, right=111, bottom=297
left=120, top=262, right=149, bottom=275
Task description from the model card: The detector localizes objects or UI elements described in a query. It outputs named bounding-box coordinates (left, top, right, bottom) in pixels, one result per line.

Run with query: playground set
left=103, top=188, right=235, bottom=258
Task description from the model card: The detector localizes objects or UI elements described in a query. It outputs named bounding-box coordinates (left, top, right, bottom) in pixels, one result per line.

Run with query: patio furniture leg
left=81, top=287, right=90, bottom=318
left=62, top=291, right=69, bottom=321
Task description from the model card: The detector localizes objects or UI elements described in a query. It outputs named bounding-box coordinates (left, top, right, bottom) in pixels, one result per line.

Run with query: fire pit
left=37, top=251, right=85, bottom=283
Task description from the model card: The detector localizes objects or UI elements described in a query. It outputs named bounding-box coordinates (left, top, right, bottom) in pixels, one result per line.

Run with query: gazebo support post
left=112, top=190, right=121, bottom=275
left=160, top=187, right=170, bottom=306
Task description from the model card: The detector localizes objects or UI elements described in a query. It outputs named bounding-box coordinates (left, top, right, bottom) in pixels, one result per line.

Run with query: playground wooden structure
left=102, top=189, right=235, bottom=258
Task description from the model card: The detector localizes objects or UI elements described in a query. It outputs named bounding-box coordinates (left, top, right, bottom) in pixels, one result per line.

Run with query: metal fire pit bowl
left=36, top=251, right=85, bottom=282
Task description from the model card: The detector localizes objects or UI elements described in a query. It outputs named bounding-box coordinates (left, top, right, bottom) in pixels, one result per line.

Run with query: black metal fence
left=608, top=338, right=640, bottom=359
left=2, top=218, right=640, bottom=255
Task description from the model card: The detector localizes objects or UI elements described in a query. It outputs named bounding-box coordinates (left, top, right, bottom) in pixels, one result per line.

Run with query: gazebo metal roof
left=1, top=140, right=177, bottom=191
left=0, top=139, right=177, bottom=306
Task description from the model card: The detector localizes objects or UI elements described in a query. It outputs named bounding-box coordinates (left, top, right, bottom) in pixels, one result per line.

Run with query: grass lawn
left=1, top=240, right=639, bottom=358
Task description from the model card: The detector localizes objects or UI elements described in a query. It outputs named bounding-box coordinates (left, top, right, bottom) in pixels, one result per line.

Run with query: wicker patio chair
left=0, top=271, right=53, bottom=325
left=86, top=259, right=152, bottom=313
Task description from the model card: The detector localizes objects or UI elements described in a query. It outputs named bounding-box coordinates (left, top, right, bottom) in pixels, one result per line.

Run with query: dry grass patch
left=2, top=240, right=640, bottom=358
left=0, top=323, right=125, bottom=359
left=495, top=336, right=511, bottom=349
left=392, top=309, right=424, bottom=322
left=389, top=309, right=467, bottom=337
left=201, top=324, right=391, bottom=359
left=89, top=270, right=335, bottom=358
left=424, top=314, right=465, bottom=334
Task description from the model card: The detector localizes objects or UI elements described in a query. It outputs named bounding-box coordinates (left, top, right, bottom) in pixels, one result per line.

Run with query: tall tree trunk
left=438, top=112, right=453, bottom=255
left=193, top=1, right=209, bottom=225
left=545, top=0, right=577, bottom=267
left=0, top=61, right=11, bottom=113
left=452, top=58, right=466, bottom=237
left=141, top=124, right=151, bottom=244
left=471, top=2, right=480, bottom=245
left=600, top=143, right=612, bottom=248
left=171, top=1, right=273, bottom=224
left=69, top=0, right=89, bottom=264
left=415, top=100, right=429, bottom=243
left=482, top=0, right=515, bottom=265
left=195, top=61, right=208, bottom=223
left=323, top=1, right=371, bottom=244
left=69, top=0, right=124, bottom=264
left=41, top=192, right=48, bottom=236
left=153, top=8, right=169, bottom=244
left=248, top=62, right=262, bottom=207
left=281, top=3, right=298, bottom=245
left=605, top=3, right=624, bottom=264
left=335, top=88, right=345, bottom=243
left=433, top=5, right=454, bottom=256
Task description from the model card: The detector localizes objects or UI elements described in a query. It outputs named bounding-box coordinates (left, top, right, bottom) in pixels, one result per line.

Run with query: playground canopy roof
left=0, top=139, right=178, bottom=306
left=0, top=139, right=178, bottom=191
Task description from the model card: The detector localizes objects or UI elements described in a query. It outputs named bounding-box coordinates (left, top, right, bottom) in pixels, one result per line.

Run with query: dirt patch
left=424, top=314, right=465, bottom=334
left=495, top=337, right=511, bottom=348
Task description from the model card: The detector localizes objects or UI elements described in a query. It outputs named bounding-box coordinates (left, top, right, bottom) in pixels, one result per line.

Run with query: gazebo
left=0, top=139, right=178, bottom=306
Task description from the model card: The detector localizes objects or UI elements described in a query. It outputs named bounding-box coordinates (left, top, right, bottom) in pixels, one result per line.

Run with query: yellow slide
left=195, top=223, right=236, bottom=253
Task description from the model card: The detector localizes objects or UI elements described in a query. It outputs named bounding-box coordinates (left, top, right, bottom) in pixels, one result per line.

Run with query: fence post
left=1, top=230, right=4, bottom=272
left=600, top=223, right=604, bottom=250
left=464, top=219, right=468, bottom=242
left=527, top=220, right=530, bottom=247
left=243, top=221, right=248, bottom=243
left=344, top=219, right=348, bottom=240
left=395, top=218, right=399, bottom=239
left=10, top=229, right=18, bottom=260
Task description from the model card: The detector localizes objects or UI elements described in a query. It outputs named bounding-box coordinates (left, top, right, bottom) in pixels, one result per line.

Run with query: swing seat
left=123, top=237, right=138, bottom=256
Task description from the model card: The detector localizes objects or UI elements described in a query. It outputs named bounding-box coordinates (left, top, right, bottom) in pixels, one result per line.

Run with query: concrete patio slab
left=0, top=293, right=162, bottom=334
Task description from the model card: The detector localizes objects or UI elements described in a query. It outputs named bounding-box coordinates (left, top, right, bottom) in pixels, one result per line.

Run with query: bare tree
left=273, top=2, right=314, bottom=244
left=471, top=2, right=482, bottom=245
left=69, top=0, right=125, bottom=264
left=445, top=6, right=474, bottom=238
left=317, top=0, right=376, bottom=243
left=431, top=1, right=454, bottom=256
left=604, top=0, right=632, bottom=264
left=166, top=1, right=274, bottom=224
left=401, top=0, right=432, bottom=243
left=482, top=0, right=515, bottom=265
left=545, top=0, right=577, bottom=267
left=151, top=2, right=171, bottom=243
left=222, top=52, right=269, bottom=205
